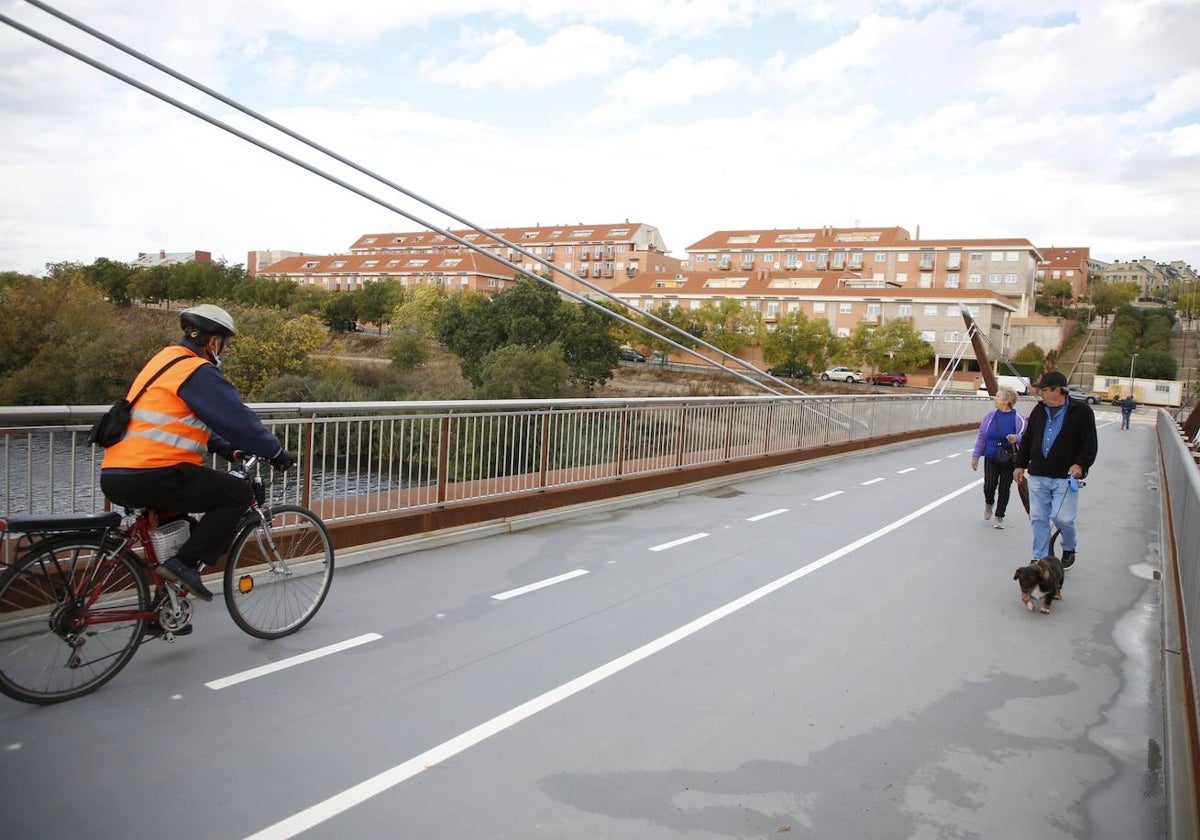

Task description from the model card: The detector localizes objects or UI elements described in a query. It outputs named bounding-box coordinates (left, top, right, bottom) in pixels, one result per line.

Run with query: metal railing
left=0, top=394, right=986, bottom=521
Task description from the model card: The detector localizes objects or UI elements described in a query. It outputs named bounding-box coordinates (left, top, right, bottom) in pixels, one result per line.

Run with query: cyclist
left=100, top=304, right=295, bottom=606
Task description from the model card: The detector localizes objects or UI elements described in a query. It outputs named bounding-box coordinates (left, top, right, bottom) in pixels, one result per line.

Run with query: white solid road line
left=206, top=634, right=382, bottom=691
left=492, top=569, right=590, bottom=601
left=649, top=532, right=710, bottom=552
left=241, top=479, right=984, bottom=840
left=746, top=508, right=788, bottom=521
left=813, top=490, right=843, bottom=501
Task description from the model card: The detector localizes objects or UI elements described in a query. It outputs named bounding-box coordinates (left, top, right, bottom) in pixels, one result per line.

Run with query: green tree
left=1092, top=281, right=1139, bottom=325
left=1012, top=342, right=1045, bottom=365
left=475, top=343, right=571, bottom=399
left=558, top=303, right=618, bottom=390
left=695, top=299, right=759, bottom=354
left=83, top=257, right=138, bottom=306
left=220, top=311, right=327, bottom=399
left=762, top=310, right=834, bottom=372
left=322, top=293, right=359, bottom=332
left=355, top=279, right=403, bottom=333
left=433, top=290, right=504, bottom=385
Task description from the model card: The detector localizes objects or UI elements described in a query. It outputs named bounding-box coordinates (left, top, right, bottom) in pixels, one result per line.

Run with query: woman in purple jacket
left=971, top=386, right=1027, bottom=529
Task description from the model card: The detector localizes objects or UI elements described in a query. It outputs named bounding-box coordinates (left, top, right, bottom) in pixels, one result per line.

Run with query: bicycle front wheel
left=224, top=505, right=334, bottom=639
left=0, top=536, right=148, bottom=704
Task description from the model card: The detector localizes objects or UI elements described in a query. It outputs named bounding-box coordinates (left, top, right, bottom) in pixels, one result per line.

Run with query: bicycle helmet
left=180, top=304, right=236, bottom=339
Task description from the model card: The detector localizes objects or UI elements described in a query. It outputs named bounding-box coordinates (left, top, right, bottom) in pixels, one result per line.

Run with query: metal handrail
left=0, top=394, right=986, bottom=520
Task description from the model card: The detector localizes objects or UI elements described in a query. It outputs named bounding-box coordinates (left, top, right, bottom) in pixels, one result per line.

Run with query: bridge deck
left=0, top=406, right=1167, bottom=839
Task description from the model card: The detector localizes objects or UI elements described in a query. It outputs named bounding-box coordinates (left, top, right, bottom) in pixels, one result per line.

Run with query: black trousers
left=982, top=456, right=1015, bottom=517
left=101, top=464, right=254, bottom=568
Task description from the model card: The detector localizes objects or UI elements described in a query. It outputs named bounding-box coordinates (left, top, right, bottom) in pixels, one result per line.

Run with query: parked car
left=870, top=371, right=907, bottom=387
left=766, top=362, right=812, bottom=380
left=1067, top=386, right=1102, bottom=404
left=821, top=366, right=864, bottom=383
left=618, top=347, right=646, bottom=363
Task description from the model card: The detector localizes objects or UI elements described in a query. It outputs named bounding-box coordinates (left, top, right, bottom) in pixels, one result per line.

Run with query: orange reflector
left=238, top=576, right=254, bottom=594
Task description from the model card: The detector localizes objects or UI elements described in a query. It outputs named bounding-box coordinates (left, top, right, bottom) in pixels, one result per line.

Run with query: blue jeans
left=1027, top=473, right=1078, bottom=559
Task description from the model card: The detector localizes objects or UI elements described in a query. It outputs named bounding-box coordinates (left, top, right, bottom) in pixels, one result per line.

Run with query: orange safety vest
left=101, top=346, right=212, bottom=470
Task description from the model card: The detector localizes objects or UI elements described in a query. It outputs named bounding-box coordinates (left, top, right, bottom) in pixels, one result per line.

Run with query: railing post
left=539, top=408, right=552, bottom=489
left=301, top=415, right=315, bottom=510
left=437, top=415, right=451, bottom=504
left=675, top=404, right=688, bottom=468
left=617, top=409, right=628, bottom=476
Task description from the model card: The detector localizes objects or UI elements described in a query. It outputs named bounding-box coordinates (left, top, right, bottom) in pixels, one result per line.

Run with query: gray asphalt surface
left=0, top=406, right=1166, bottom=839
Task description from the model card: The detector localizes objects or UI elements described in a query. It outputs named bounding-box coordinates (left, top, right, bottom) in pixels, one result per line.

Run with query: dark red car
left=870, top=371, right=907, bottom=387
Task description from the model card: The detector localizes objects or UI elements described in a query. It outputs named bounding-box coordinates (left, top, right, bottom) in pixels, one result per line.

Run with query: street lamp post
left=1129, top=352, right=1139, bottom=397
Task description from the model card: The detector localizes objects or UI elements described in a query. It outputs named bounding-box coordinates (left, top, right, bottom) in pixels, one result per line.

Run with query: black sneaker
left=1061, top=549, right=1076, bottom=569
left=158, top=556, right=214, bottom=602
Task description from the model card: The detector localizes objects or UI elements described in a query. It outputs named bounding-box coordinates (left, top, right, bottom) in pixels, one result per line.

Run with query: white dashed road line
left=860, top=478, right=885, bottom=486
left=924, top=459, right=941, bottom=465
left=897, top=467, right=916, bottom=474
left=206, top=633, right=382, bottom=691
left=813, top=491, right=843, bottom=501
left=242, top=479, right=984, bottom=840
left=746, top=509, right=788, bottom=522
left=649, top=532, right=710, bottom=552
left=492, top=569, right=590, bottom=601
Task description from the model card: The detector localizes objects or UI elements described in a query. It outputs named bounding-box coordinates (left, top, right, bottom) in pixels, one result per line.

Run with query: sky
left=2, top=0, right=1199, bottom=276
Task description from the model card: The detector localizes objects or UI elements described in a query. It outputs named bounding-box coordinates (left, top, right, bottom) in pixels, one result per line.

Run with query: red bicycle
left=0, top=456, right=334, bottom=704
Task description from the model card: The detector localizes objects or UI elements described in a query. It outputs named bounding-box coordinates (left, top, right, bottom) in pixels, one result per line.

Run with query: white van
left=976, top=374, right=1031, bottom=396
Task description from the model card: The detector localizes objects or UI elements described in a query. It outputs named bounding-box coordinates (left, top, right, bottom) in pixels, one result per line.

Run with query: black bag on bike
left=87, top=355, right=191, bottom=448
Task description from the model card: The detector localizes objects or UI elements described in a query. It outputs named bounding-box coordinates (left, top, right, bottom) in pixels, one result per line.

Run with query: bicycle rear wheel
left=224, top=505, right=334, bottom=639
left=0, top=536, right=148, bottom=704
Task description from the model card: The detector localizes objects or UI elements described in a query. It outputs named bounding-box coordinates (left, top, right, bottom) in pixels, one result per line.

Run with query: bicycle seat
left=0, top=511, right=123, bottom=534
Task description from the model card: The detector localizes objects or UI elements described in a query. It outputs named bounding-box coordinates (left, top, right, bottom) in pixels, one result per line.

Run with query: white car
left=821, top=366, right=863, bottom=383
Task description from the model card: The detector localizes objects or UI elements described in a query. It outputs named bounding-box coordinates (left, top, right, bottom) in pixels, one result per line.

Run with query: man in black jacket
left=1013, top=370, right=1098, bottom=569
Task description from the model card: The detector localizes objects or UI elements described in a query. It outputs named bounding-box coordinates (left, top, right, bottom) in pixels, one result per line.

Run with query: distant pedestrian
left=1120, top=395, right=1136, bottom=430
left=1014, top=371, right=1099, bottom=569
left=972, top=386, right=1027, bottom=529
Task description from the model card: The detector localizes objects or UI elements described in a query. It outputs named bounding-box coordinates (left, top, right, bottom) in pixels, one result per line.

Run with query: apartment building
left=247, top=249, right=308, bottom=277
left=257, top=250, right=518, bottom=293
left=131, top=249, right=211, bottom=268
left=1036, top=247, right=1090, bottom=301
left=684, top=226, right=1041, bottom=317
left=347, top=222, right=681, bottom=296
left=1093, top=258, right=1165, bottom=298
left=610, top=269, right=1019, bottom=371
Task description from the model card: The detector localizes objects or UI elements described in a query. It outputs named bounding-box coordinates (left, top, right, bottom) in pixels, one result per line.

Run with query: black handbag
left=990, top=413, right=1015, bottom=466
left=87, top=355, right=192, bottom=448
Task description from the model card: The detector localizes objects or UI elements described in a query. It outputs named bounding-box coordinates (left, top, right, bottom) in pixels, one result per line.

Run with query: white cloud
left=581, top=55, right=751, bottom=125
left=419, top=25, right=633, bottom=90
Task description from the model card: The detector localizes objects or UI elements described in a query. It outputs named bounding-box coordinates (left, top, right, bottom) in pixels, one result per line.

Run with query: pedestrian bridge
left=1, top=394, right=1198, bottom=838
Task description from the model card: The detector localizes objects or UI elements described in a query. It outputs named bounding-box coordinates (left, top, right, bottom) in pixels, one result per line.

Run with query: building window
left=989, top=273, right=1002, bottom=284
left=839, top=302, right=852, bottom=313
left=946, top=273, right=960, bottom=288
left=898, top=304, right=912, bottom=317
left=970, top=252, right=984, bottom=263
left=831, top=252, right=846, bottom=269
left=814, top=302, right=826, bottom=313
left=816, top=253, right=829, bottom=270
left=785, top=252, right=799, bottom=268
left=921, top=330, right=936, bottom=341
left=968, top=273, right=982, bottom=284
left=1006, top=251, right=1020, bottom=261
left=924, top=305, right=938, bottom=316
left=918, top=274, right=933, bottom=288
left=766, top=302, right=779, bottom=317
left=787, top=301, right=800, bottom=312
left=848, top=252, right=864, bottom=269
left=897, top=252, right=909, bottom=262
left=875, top=253, right=887, bottom=262
left=866, top=303, right=880, bottom=318
left=763, top=252, right=776, bottom=264
left=945, top=330, right=960, bottom=342
left=837, top=327, right=850, bottom=338
left=946, top=252, right=962, bottom=270
left=946, top=306, right=958, bottom=316
left=895, top=273, right=907, bottom=284
left=1005, top=273, right=1020, bottom=284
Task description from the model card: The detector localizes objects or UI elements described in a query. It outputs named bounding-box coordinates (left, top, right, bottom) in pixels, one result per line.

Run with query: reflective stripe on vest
left=102, top=347, right=211, bottom=470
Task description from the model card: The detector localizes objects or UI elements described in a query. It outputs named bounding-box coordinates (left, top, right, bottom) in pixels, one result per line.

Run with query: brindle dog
left=1013, top=556, right=1064, bottom=614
